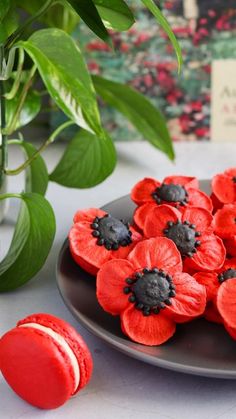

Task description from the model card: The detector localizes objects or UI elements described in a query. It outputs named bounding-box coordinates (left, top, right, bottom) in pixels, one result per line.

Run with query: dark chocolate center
left=123, top=268, right=176, bottom=316
left=91, top=214, right=132, bottom=250
left=152, top=183, right=188, bottom=206
left=218, top=268, right=236, bottom=283
left=164, top=220, right=201, bottom=258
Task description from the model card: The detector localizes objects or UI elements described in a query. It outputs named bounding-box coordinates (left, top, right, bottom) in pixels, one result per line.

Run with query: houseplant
left=0, top=0, right=182, bottom=292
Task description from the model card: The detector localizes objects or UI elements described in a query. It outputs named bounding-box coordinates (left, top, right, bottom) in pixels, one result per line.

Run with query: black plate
left=56, top=181, right=236, bottom=379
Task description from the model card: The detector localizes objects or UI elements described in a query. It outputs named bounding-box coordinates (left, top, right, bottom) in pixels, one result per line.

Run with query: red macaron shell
left=0, top=314, right=93, bottom=409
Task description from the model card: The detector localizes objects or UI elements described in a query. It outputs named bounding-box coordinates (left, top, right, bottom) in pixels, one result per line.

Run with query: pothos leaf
left=0, top=193, right=56, bottom=292
left=92, top=75, right=175, bottom=160
left=49, top=128, right=117, bottom=188
left=18, top=28, right=102, bottom=135
left=6, top=88, right=41, bottom=130
left=93, top=0, right=135, bottom=31
left=141, top=0, right=182, bottom=72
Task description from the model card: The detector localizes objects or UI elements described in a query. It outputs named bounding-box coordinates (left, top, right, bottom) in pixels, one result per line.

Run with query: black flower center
left=163, top=220, right=201, bottom=258
left=152, top=183, right=188, bottom=206
left=91, top=214, right=132, bottom=250
left=232, top=176, right=236, bottom=184
left=218, top=268, right=236, bottom=283
left=123, top=268, right=176, bottom=316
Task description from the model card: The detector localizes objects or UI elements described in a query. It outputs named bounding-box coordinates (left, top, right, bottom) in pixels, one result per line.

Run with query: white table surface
left=1, top=141, right=236, bottom=419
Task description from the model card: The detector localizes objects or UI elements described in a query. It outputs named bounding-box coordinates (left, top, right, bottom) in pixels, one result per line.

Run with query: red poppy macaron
left=0, top=313, right=93, bottom=409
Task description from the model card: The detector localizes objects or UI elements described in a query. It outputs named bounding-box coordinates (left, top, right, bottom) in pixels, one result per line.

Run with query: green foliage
left=93, top=0, right=135, bottom=31
left=20, top=142, right=48, bottom=195
left=93, top=75, right=175, bottom=160
left=6, top=88, right=41, bottom=130
left=0, top=193, right=55, bottom=292
left=50, top=128, right=116, bottom=188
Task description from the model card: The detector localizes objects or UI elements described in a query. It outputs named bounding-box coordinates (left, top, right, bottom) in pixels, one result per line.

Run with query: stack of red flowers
left=69, top=170, right=236, bottom=346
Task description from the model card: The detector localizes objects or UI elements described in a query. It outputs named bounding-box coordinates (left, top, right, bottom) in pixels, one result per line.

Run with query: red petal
left=69, top=222, right=110, bottom=273
left=182, top=207, right=213, bottom=233
left=193, top=272, right=219, bottom=301
left=217, top=278, right=236, bottom=328
left=144, top=204, right=181, bottom=238
left=128, top=237, right=182, bottom=276
left=164, top=175, right=199, bottom=189
left=224, top=237, right=236, bottom=257
left=121, top=305, right=176, bottom=345
left=224, top=323, right=236, bottom=340
left=133, top=203, right=156, bottom=231
left=73, top=208, right=106, bottom=224
left=187, top=188, right=213, bottom=212
left=210, top=193, right=223, bottom=212
left=96, top=259, right=134, bottom=315
left=204, top=302, right=223, bottom=324
left=225, top=167, right=236, bottom=177
left=131, top=178, right=160, bottom=205
left=186, top=233, right=226, bottom=271
left=212, top=174, right=236, bottom=204
left=165, top=272, right=206, bottom=323
left=213, top=205, right=236, bottom=238
left=223, top=257, right=236, bottom=271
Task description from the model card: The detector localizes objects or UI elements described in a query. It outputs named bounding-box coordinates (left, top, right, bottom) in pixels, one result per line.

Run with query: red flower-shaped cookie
left=131, top=176, right=212, bottom=230
left=97, top=237, right=206, bottom=346
left=69, top=208, right=142, bottom=275
left=194, top=258, right=236, bottom=324
left=212, top=168, right=236, bottom=207
left=140, top=205, right=226, bottom=272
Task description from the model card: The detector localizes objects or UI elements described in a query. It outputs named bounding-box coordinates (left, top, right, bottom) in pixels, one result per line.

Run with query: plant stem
left=5, top=120, right=74, bottom=176
left=0, top=192, right=21, bottom=200
left=5, top=0, right=54, bottom=50
left=5, top=64, right=37, bottom=135
left=0, top=46, right=7, bottom=187
left=4, top=48, right=25, bottom=100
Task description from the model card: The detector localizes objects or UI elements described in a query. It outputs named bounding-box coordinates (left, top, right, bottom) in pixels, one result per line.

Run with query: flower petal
left=131, top=178, right=160, bottom=205
left=204, top=302, right=223, bottom=324
left=96, top=259, right=134, bottom=315
left=212, top=174, right=236, bottom=204
left=144, top=205, right=181, bottom=238
left=217, top=278, right=236, bottom=328
left=187, top=188, right=213, bottom=212
left=165, top=272, right=206, bottom=323
left=224, top=237, right=236, bottom=257
left=193, top=272, right=219, bottom=301
left=213, top=205, right=236, bottom=239
left=182, top=207, right=213, bottom=233
left=163, top=175, right=199, bottom=189
left=223, top=257, right=236, bottom=271
left=128, top=237, right=182, bottom=276
left=133, top=203, right=156, bottom=231
left=210, top=193, right=223, bottom=212
left=69, top=222, right=110, bottom=274
left=186, top=233, right=226, bottom=272
left=73, top=208, right=106, bottom=224
left=121, top=305, right=176, bottom=345
left=225, top=168, right=236, bottom=177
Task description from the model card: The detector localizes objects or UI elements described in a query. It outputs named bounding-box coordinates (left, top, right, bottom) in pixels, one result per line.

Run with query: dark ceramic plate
left=56, top=180, right=236, bottom=379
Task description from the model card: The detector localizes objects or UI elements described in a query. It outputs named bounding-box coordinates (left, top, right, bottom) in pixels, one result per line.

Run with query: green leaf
left=18, top=0, right=79, bottom=33
left=0, top=193, right=56, bottom=292
left=92, top=75, right=175, bottom=160
left=50, top=128, right=117, bottom=188
left=64, top=0, right=111, bottom=46
left=0, top=0, right=10, bottom=23
left=20, top=142, right=48, bottom=195
left=18, top=28, right=102, bottom=134
left=93, top=0, right=135, bottom=31
left=0, top=2, right=18, bottom=44
left=141, top=0, right=182, bottom=72
left=6, top=88, right=41, bottom=130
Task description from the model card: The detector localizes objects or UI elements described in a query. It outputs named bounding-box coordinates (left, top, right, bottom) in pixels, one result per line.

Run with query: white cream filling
left=19, top=322, right=80, bottom=393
